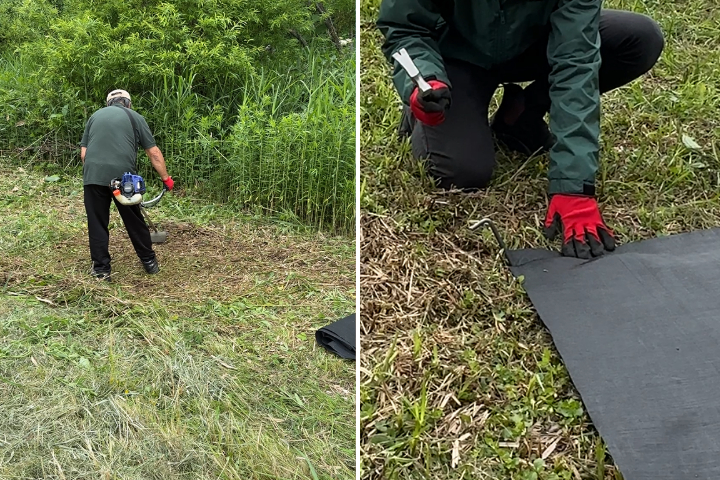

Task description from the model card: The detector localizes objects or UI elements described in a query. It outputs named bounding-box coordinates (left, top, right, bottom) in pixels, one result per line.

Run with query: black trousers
left=409, top=9, right=665, bottom=190
left=84, top=184, right=155, bottom=273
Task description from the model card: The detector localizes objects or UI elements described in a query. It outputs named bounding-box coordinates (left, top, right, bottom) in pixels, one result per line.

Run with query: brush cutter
left=109, top=173, right=169, bottom=243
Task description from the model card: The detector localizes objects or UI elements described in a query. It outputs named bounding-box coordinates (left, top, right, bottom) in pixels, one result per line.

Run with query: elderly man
left=378, top=1, right=664, bottom=258
left=80, top=89, right=175, bottom=280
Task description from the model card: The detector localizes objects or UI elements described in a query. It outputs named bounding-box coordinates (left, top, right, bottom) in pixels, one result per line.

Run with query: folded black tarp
left=506, top=228, right=720, bottom=479
left=316, top=313, right=356, bottom=360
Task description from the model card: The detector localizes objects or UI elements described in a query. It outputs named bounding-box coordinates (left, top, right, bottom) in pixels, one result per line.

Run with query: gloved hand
left=162, top=176, right=174, bottom=191
left=544, top=194, right=616, bottom=259
left=410, top=80, right=451, bottom=126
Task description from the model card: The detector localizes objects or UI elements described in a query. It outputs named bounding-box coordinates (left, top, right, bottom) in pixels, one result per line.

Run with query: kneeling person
left=377, top=1, right=664, bottom=258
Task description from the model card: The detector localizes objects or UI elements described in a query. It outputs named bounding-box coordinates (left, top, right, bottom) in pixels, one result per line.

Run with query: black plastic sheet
left=507, top=229, right=720, bottom=479
left=316, top=313, right=356, bottom=360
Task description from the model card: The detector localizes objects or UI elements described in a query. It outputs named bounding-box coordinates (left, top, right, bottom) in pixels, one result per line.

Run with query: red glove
left=162, top=176, right=174, bottom=190
left=544, top=194, right=616, bottom=259
left=410, top=80, right=451, bottom=126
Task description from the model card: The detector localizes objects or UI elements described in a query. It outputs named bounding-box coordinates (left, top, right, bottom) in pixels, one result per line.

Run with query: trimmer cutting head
left=150, top=231, right=167, bottom=244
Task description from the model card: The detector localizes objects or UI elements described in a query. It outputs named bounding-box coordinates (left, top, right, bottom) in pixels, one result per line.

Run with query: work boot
left=490, top=83, right=555, bottom=156
left=141, top=257, right=159, bottom=274
left=91, top=269, right=112, bottom=282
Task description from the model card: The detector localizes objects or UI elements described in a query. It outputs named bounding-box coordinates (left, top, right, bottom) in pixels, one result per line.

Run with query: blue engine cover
left=121, top=172, right=146, bottom=197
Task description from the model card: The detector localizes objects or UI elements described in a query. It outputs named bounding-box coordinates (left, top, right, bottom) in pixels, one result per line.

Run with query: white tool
left=392, top=48, right=433, bottom=95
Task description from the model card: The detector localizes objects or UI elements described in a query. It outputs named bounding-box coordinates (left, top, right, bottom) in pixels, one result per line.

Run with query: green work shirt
left=377, top=0, right=602, bottom=195
left=80, top=105, right=157, bottom=186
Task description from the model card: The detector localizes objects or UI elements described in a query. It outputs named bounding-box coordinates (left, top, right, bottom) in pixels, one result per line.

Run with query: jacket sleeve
left=376, top=0, right=449, bottom=105
left=546, top=0, right=602, bottom=195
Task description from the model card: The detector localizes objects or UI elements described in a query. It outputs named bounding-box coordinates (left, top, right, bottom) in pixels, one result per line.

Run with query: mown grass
left=0, top=161, right=356, bottom=480
left=359, top=0, right=720, bottom=479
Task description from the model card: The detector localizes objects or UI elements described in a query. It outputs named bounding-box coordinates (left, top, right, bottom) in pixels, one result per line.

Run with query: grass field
left=0, top=162, right=355, bottom=480
left=359, top=0, right=720, bottom=479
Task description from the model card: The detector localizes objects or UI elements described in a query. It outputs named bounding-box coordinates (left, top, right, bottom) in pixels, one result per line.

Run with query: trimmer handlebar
left=140, top=184, right=169, bottom=209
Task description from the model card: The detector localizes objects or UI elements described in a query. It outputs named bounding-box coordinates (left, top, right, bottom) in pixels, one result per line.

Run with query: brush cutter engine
left=108, top=173, right=169, bottom=243
left=109, top=172, right=146, bottom=206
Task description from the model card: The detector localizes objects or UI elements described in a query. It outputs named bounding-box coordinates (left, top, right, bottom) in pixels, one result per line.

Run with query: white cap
left=106, top=89, right=131, bottom=104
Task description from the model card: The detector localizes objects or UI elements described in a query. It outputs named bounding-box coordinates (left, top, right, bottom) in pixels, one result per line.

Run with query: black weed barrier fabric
left=506, top=229, right=720, bottom=480
left=316, top=313, right=356, bottom=360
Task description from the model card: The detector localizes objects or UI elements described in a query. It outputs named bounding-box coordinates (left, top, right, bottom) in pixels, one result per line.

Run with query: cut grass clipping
left=0, top=163, right=355, bottom=480
left=360, top=0, right=720, bottom=478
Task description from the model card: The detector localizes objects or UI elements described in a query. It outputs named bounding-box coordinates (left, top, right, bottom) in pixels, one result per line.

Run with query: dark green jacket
left=377, top=0, right=602, bottom=195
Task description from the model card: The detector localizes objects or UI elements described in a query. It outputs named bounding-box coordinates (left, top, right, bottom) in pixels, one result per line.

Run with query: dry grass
left=359, top=0, right=720, bottom=478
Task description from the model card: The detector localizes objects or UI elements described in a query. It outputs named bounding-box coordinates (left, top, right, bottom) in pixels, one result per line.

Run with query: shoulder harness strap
left=114, top=104, right=140, bottom=155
